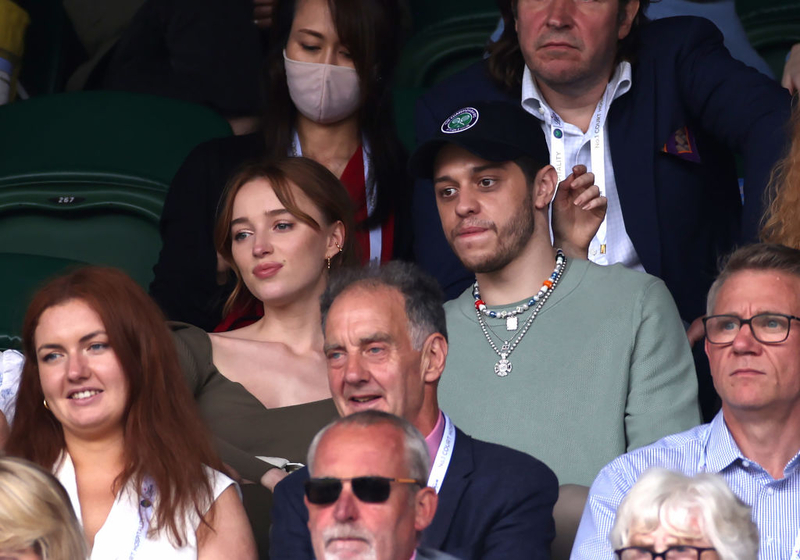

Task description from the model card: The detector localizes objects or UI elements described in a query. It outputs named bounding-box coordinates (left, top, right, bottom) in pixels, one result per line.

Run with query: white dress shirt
left=521, top=63, right=644, bottom=271
left=55, top=453, right=234, bottom=559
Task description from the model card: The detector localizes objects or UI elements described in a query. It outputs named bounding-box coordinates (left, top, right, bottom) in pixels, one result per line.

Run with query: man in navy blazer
left=270, top=262, right=558, bottom=560
left=412, top=1, right=790, bottom=328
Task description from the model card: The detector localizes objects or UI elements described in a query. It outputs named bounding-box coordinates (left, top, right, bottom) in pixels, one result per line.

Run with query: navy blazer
left=270, top=426, right=558, bottom=560
left=412, top=16, right=790, bottom=322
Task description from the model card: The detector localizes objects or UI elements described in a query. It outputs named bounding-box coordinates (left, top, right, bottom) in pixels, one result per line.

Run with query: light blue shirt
left=571, top=411, right=800, bottom=560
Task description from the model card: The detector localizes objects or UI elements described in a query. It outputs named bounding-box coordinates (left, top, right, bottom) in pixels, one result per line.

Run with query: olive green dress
left=170, top=322, right=338, bottom=559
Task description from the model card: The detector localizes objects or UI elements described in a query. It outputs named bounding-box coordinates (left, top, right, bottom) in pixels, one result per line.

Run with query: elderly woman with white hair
left=610, top=468, right=758, bottom=560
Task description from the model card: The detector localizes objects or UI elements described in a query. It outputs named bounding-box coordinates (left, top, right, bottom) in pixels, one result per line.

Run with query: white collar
left=521, top=61, right=632, bottom=126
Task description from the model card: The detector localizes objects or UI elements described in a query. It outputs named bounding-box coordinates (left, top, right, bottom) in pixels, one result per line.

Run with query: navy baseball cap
left=408, top=101, right=550, bottom=180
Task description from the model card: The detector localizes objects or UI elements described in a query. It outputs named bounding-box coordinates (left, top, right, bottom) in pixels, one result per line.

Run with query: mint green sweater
left=439, top=259, right=701, bottom=485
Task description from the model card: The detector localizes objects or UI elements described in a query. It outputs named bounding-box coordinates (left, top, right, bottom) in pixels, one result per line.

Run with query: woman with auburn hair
left=762, top=105, right=800, bottom=248
left=171, top=157, right=357, bottom=557
left=150, top=0, right=411, bottom=332
left=0, top=456, right=87, bottom=560
left=5, top=267, right=256, bottom=559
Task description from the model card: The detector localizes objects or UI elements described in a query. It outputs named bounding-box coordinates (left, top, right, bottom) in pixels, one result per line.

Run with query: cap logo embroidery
left=442, top=107, right=479, bottom=134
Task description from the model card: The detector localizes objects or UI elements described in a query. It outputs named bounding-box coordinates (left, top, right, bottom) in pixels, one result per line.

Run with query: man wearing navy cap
left=408, top=101, right=701, bottom=488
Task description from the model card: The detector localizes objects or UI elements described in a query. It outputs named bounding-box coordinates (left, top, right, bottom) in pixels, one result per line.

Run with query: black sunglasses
left=304, top=476, right=425, bottom=505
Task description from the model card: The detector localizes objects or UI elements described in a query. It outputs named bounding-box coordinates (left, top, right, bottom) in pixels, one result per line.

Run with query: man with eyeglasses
left=270, top=261, right=558, bottom=560
left=304, top=410, right=459, bottom=560
left=572, top=243, right=800, bottom=560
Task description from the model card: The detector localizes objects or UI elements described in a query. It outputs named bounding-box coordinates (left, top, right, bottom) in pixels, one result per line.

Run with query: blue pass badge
left=441, top=107, right=479, bottom=134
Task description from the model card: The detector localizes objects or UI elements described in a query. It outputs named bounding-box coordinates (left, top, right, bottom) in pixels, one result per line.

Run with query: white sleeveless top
left=54, top=453, right=234, bottom=559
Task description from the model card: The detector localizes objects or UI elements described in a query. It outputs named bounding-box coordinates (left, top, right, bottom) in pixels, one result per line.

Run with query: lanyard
left=548, top=93, right=610, bottom=263
left=427, top=413, right=456, bottom=493
left=290, top=131, right=382, bottom=263
left=128, top=479, right=156, bottom=560
left=791, top=527, right=800, bottom=560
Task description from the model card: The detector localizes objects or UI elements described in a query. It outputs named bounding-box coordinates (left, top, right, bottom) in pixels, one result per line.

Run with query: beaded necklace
left=474, top=249, right=566, bottom=377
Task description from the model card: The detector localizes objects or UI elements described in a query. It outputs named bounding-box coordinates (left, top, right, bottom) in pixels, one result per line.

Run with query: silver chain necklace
left=475, top=250, right=566, bottom=377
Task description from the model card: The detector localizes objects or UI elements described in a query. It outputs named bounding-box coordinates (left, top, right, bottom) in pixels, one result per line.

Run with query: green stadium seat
left=0, top=91, right=231, bottom=187
left=737, top=1, right=800, bottom=78
left=0, top=186, right=163, bottom=289
left=407, top=0, right=500, bottom=35
left=395, top=12, right=500, bottom=89
left=0, top=91, right=231, bottom=288
left=0, top=253, right=87, bottom=350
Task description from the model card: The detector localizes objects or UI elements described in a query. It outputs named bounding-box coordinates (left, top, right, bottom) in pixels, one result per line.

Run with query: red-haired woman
left=5, top=267, right=257, bottom=559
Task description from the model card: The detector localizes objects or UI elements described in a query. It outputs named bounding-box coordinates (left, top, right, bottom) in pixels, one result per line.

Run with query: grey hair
left=610, top=468, right=758, bottom=560
left=320, top=261, right=448, bottom=350
left=707, top=243, right=800, bottom=314
left=307, top=410, right=431, bottom=483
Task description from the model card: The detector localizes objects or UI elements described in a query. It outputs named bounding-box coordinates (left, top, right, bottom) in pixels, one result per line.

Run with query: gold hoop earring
left=43, top=399, right=50, bottom=410
left=335, top=241, right=342, bottom=252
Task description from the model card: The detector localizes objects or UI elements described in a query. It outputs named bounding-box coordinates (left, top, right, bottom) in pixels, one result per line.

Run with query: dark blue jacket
left=412, top=16, right=791, bottom=322
left=270, top=426, right=558, bottom=560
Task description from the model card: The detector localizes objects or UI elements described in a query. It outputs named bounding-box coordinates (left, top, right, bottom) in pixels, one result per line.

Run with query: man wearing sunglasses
left=572, top=243, right=800, bottom=560
left=270, top=261, right=558, bottom=560
left=305, top=411, right=459, bottom=560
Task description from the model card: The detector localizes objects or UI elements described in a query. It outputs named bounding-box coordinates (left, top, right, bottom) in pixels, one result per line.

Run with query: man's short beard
left=453, top=189, right=535, bottom=274
left=322, top=524, right=376, bottom=560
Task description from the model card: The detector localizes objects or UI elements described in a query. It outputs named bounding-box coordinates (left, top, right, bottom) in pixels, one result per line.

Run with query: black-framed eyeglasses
left=304, top=476, right=425, bottom=505
left=615, top=545, right=717, bottom=560
left=703, top=313, right=800, bottom=344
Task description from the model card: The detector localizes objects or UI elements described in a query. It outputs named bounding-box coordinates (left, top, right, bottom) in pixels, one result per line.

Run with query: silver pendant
left=506, top=315, right=518, bottom=331
left=495, top=357, right=512, bottom=377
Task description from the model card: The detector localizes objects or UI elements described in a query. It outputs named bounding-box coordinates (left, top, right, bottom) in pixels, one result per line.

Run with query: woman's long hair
left=215, top=157, right=359, bottom=315
left=762, top=102, right=800, bottom=248
left=260, top=0, right=410, bottom=231
left=6, top=268, right=223, bottom=546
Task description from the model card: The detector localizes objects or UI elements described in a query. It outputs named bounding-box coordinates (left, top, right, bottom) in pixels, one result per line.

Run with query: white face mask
left=283, top=50, right=361, bottom=124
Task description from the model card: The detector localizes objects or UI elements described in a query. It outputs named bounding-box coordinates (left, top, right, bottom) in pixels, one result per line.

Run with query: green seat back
left=395, top=12, right=500, bottom=89
left=0, top=253, right=87, bottom=350
left=0, top=91, right=231, bottom=187
left=0, top=186, right=163, bottom=289
left=737, top=1, right=800, bottom=78
left=408, top=0, right=500, bottom=35
left=0, top=91, right=231, bottom=288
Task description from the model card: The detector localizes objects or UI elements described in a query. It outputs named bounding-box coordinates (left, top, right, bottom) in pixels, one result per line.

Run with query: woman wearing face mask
left=150, top=0, right=410, bottom=331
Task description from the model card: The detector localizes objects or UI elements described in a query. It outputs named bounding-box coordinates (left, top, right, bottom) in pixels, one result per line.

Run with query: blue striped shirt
left=571, top=412, right=800, bottom=560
